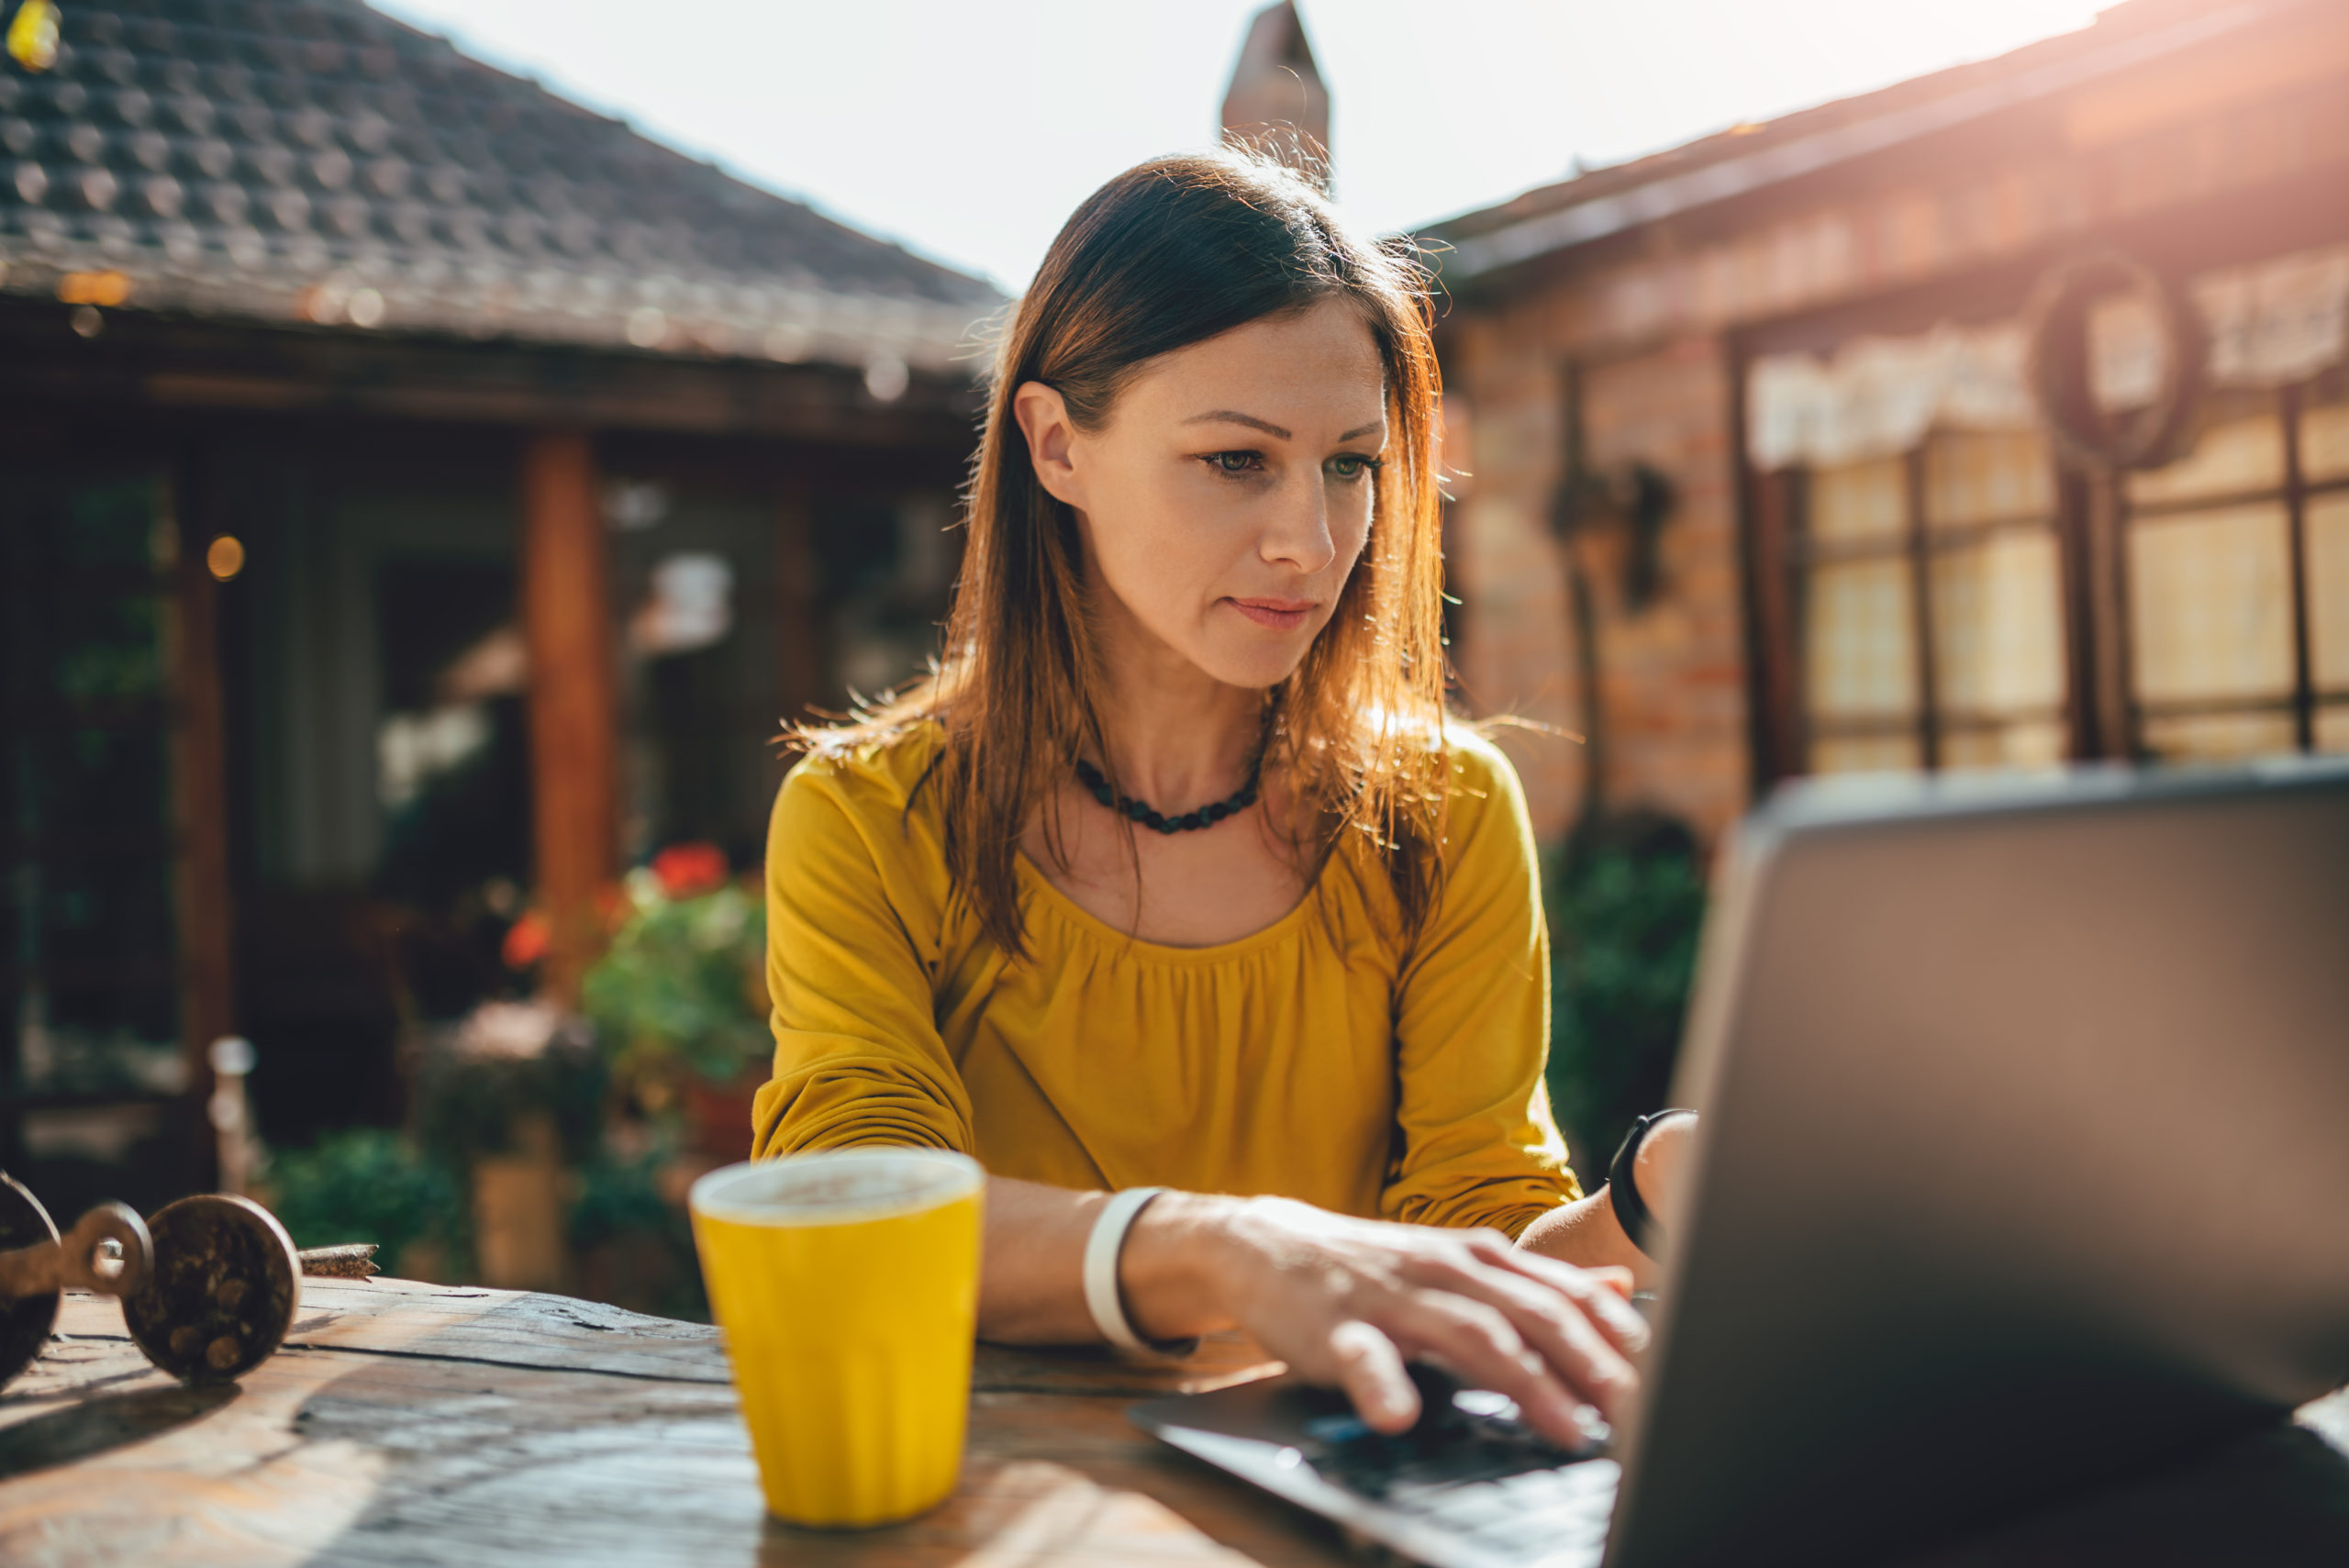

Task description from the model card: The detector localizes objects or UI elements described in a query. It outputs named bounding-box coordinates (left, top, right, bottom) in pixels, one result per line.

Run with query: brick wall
left=1437, top=2, right=2349, bottom=849
left=1447, top=309, right=1750, bottom=848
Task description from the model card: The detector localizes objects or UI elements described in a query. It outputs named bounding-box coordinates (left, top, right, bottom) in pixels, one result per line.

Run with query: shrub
left=569, top=1143, right=708, bottom=1322
left=1542, top=811, right=1709, bottom=1183
left=263, top=1128, right=467, bottom=1279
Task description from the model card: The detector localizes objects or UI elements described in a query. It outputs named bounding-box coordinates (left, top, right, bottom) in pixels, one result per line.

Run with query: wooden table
left=3, top=1278, right=2346, bottom=1565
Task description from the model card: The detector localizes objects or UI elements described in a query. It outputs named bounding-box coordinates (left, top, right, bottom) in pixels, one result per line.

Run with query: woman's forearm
left=1517, top=1187, right=1650, bottom=1278
left=1519, top=1112, right=1697, bottom=1284
left=975, top=1175, right=1242, bottom=1344
left=974, top=1175, right=1108, bottom=1342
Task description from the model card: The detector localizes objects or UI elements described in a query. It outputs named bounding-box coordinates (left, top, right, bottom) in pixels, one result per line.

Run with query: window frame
left=1775, top=436, right=2076, bottom=775
left=0, top=444, right=231, bottom=1189
left=1747, top=372, right=2346, bottom=781
left=2113, top=377, right=2344, bottom=756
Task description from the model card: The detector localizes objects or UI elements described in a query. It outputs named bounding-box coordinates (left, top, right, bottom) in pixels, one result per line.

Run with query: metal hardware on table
left=0, top=1196, right=151, bottom=1300
left=0, top=1172, right=367, bottom=1391
left=120, top=1193, right=303, bottom=1384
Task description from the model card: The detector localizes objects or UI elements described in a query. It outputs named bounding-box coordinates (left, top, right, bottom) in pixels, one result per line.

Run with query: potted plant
left=582, top=843, right=771, bottom=1161
left=409, top=999, right=604, bottom=1290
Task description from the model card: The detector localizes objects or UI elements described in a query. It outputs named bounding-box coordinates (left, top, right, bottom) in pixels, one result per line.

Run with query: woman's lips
left=1226, top=596, right=1315, bottom=630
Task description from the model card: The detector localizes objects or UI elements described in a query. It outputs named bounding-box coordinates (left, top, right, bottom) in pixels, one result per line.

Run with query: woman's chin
left=1192, top=640, right=1310, bottom=692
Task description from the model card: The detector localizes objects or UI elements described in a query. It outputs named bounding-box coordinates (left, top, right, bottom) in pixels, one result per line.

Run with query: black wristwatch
left=1608, top=1108, right=1696, bottom=1259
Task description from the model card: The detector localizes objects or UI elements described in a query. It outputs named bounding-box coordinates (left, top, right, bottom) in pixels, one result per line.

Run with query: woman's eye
left=1204, top=450, right=1264, bottom=474
left=1327, top=454, right=1382, bottom=481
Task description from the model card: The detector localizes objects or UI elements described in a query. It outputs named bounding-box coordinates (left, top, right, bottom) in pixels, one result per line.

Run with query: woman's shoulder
left=1435, top=726, right=1538, bottom=885
left=766, top=719, right=964, bottom=962
left=1439, top=723, right=1525, bottom=799
left=1330, top=719, right=1532, bottom=890
left=774, top=718, right=949, bottom=839
left=1325, top=720, right=1537, bottom=954
left=1399, top=720, right=1530, bottom=844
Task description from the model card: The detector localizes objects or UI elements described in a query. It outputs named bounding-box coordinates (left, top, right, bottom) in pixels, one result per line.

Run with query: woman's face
left=1015, top=296, right=1388, bottom=691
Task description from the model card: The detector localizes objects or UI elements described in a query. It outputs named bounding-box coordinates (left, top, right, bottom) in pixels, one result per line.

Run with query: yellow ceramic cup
left=689, top=1149, right=985, bottom=1527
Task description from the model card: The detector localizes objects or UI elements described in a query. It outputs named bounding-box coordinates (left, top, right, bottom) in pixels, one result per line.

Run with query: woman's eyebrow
left=1182, top=411, right=1386, bottom=443
left=1184, top=410, right=1290, bottom=439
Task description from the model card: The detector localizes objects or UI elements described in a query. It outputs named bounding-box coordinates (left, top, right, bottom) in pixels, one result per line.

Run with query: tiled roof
left=0, top=0, right=1002, bottom=372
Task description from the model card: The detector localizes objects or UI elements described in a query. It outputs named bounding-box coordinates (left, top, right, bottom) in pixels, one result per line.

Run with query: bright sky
left=367, top=0, right=2105, bottom=293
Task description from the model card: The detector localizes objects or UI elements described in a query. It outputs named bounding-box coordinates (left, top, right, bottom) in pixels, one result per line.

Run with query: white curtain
left=1748, top=243, right=2349, bottom=469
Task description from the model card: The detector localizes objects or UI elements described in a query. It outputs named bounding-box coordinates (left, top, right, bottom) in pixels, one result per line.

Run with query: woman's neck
left=1085, top=597, right=1266, bottom=813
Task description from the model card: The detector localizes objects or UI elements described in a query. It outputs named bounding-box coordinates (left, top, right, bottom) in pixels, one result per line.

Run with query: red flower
left=501, top=910, right=550, bottom=970
left=651, top=841, right=729, bottom=899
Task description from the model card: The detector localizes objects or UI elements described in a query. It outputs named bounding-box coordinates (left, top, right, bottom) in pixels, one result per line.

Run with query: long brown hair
left=795, top=148, right=1452, bottom=958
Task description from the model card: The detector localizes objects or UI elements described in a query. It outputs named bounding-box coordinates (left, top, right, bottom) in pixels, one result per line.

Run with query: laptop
left=1133, top=758, right=2349, bottom=1567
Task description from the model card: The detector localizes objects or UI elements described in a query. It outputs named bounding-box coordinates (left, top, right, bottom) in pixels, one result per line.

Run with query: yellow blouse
left=751, top=722, right=1580, bottom=1237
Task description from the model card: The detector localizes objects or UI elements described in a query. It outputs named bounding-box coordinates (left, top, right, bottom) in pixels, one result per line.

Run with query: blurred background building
left=1426, top=0, right=2349, bottom=843
left=5, top=0, right=2343, bottom=1284
left=0, top=0, right=998, bottom=1217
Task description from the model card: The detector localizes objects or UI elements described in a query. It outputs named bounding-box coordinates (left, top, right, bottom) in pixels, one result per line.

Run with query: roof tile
left=0, top=0, right=1000, bottom=367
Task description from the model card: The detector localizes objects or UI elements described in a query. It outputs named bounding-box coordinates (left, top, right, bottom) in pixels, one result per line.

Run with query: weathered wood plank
left=10, top=1280, right=2348, bottom=1568
left=55, top=1279, right=1282, bottom=1396
left=4, top=1296, right=1335, bottom=1568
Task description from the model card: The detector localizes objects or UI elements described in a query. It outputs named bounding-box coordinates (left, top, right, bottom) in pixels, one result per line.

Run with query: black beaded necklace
left=1074, top=753, right=1261, bottom=835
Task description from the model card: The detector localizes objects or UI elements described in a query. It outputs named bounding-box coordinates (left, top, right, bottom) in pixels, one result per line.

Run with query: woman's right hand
left=1125, top=1194, right=1648, bottom=1447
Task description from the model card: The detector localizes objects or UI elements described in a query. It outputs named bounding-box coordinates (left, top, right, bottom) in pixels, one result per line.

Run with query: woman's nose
left=1260, top=473, right=1338, bottom=575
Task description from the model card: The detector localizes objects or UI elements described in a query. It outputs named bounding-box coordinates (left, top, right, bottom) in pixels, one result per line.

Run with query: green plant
left=583, top=861, right=768, bottom=1089
left=262, top=1128, right=468, bottom=1278
left=1542, top=811, right=1709, bottom=1183
left=569, top=1143, right=709, bottom=1322
left=411, top=1003, right=605, bottom=1169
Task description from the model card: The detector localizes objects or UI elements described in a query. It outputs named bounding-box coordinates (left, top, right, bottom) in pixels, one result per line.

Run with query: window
left=1794, top=428, right=2069, bottom=774
left=1749, top=242, right=2349, bottom=779
left=1763, top=370, right=2349, bottom=779
left=2, top=470, right=213, bottom=1204
left=2125, top=375, right=2349, bottom=760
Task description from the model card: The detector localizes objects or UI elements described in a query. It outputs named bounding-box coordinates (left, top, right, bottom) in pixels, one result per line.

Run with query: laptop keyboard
left=1291, top=1369, right=1620, bottom=1566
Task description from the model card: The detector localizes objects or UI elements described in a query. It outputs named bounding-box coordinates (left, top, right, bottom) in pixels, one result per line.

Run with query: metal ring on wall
left=2023, top=250, right=2209, bottom=473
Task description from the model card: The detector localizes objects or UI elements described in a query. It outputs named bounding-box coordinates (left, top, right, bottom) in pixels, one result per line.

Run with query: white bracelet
left=1082, top=1186, right=1170, bottom=1355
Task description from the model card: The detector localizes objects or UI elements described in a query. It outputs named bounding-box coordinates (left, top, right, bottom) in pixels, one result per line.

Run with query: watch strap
left=1608, top=1108, right=1696, bottom=1258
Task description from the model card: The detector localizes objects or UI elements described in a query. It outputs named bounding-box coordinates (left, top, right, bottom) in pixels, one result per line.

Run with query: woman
left=754, top=149, right=1693, bottom=1447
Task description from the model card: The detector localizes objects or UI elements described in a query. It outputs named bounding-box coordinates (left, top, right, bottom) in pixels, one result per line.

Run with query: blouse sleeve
left=1379, top=734, right=1581, bottom=1237
left=750, top=745, right=978, bottom=1159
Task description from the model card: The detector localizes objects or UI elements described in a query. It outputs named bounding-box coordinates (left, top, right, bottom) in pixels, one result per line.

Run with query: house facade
left=0, top=0, right=998, bottom=1211
left=1424, top=0, right=2349, bottom=847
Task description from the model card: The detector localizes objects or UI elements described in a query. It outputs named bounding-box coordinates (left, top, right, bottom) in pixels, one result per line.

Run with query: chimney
left=1219, top=1, right=1330, bottom=183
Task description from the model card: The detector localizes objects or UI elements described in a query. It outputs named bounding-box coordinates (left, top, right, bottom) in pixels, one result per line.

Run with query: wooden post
left=2054, top=466, right=2103, bottom=762
left=519, top=432, right=618, bottom=1010
left=1743, top=467, right=1804, bottom=784
left=2281, top=384, right=2316, bottom=754
left=169, top=456, right=238, bottom=1192
left=775, top=474, right=829, bottom=729
left=2083, top=471, right=2138, bottom=761
left=1902, top=448, right=1942, bottom=773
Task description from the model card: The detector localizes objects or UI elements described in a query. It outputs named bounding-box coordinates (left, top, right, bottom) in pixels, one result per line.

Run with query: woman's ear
left=1013, top=381, right=1085, bottom=508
